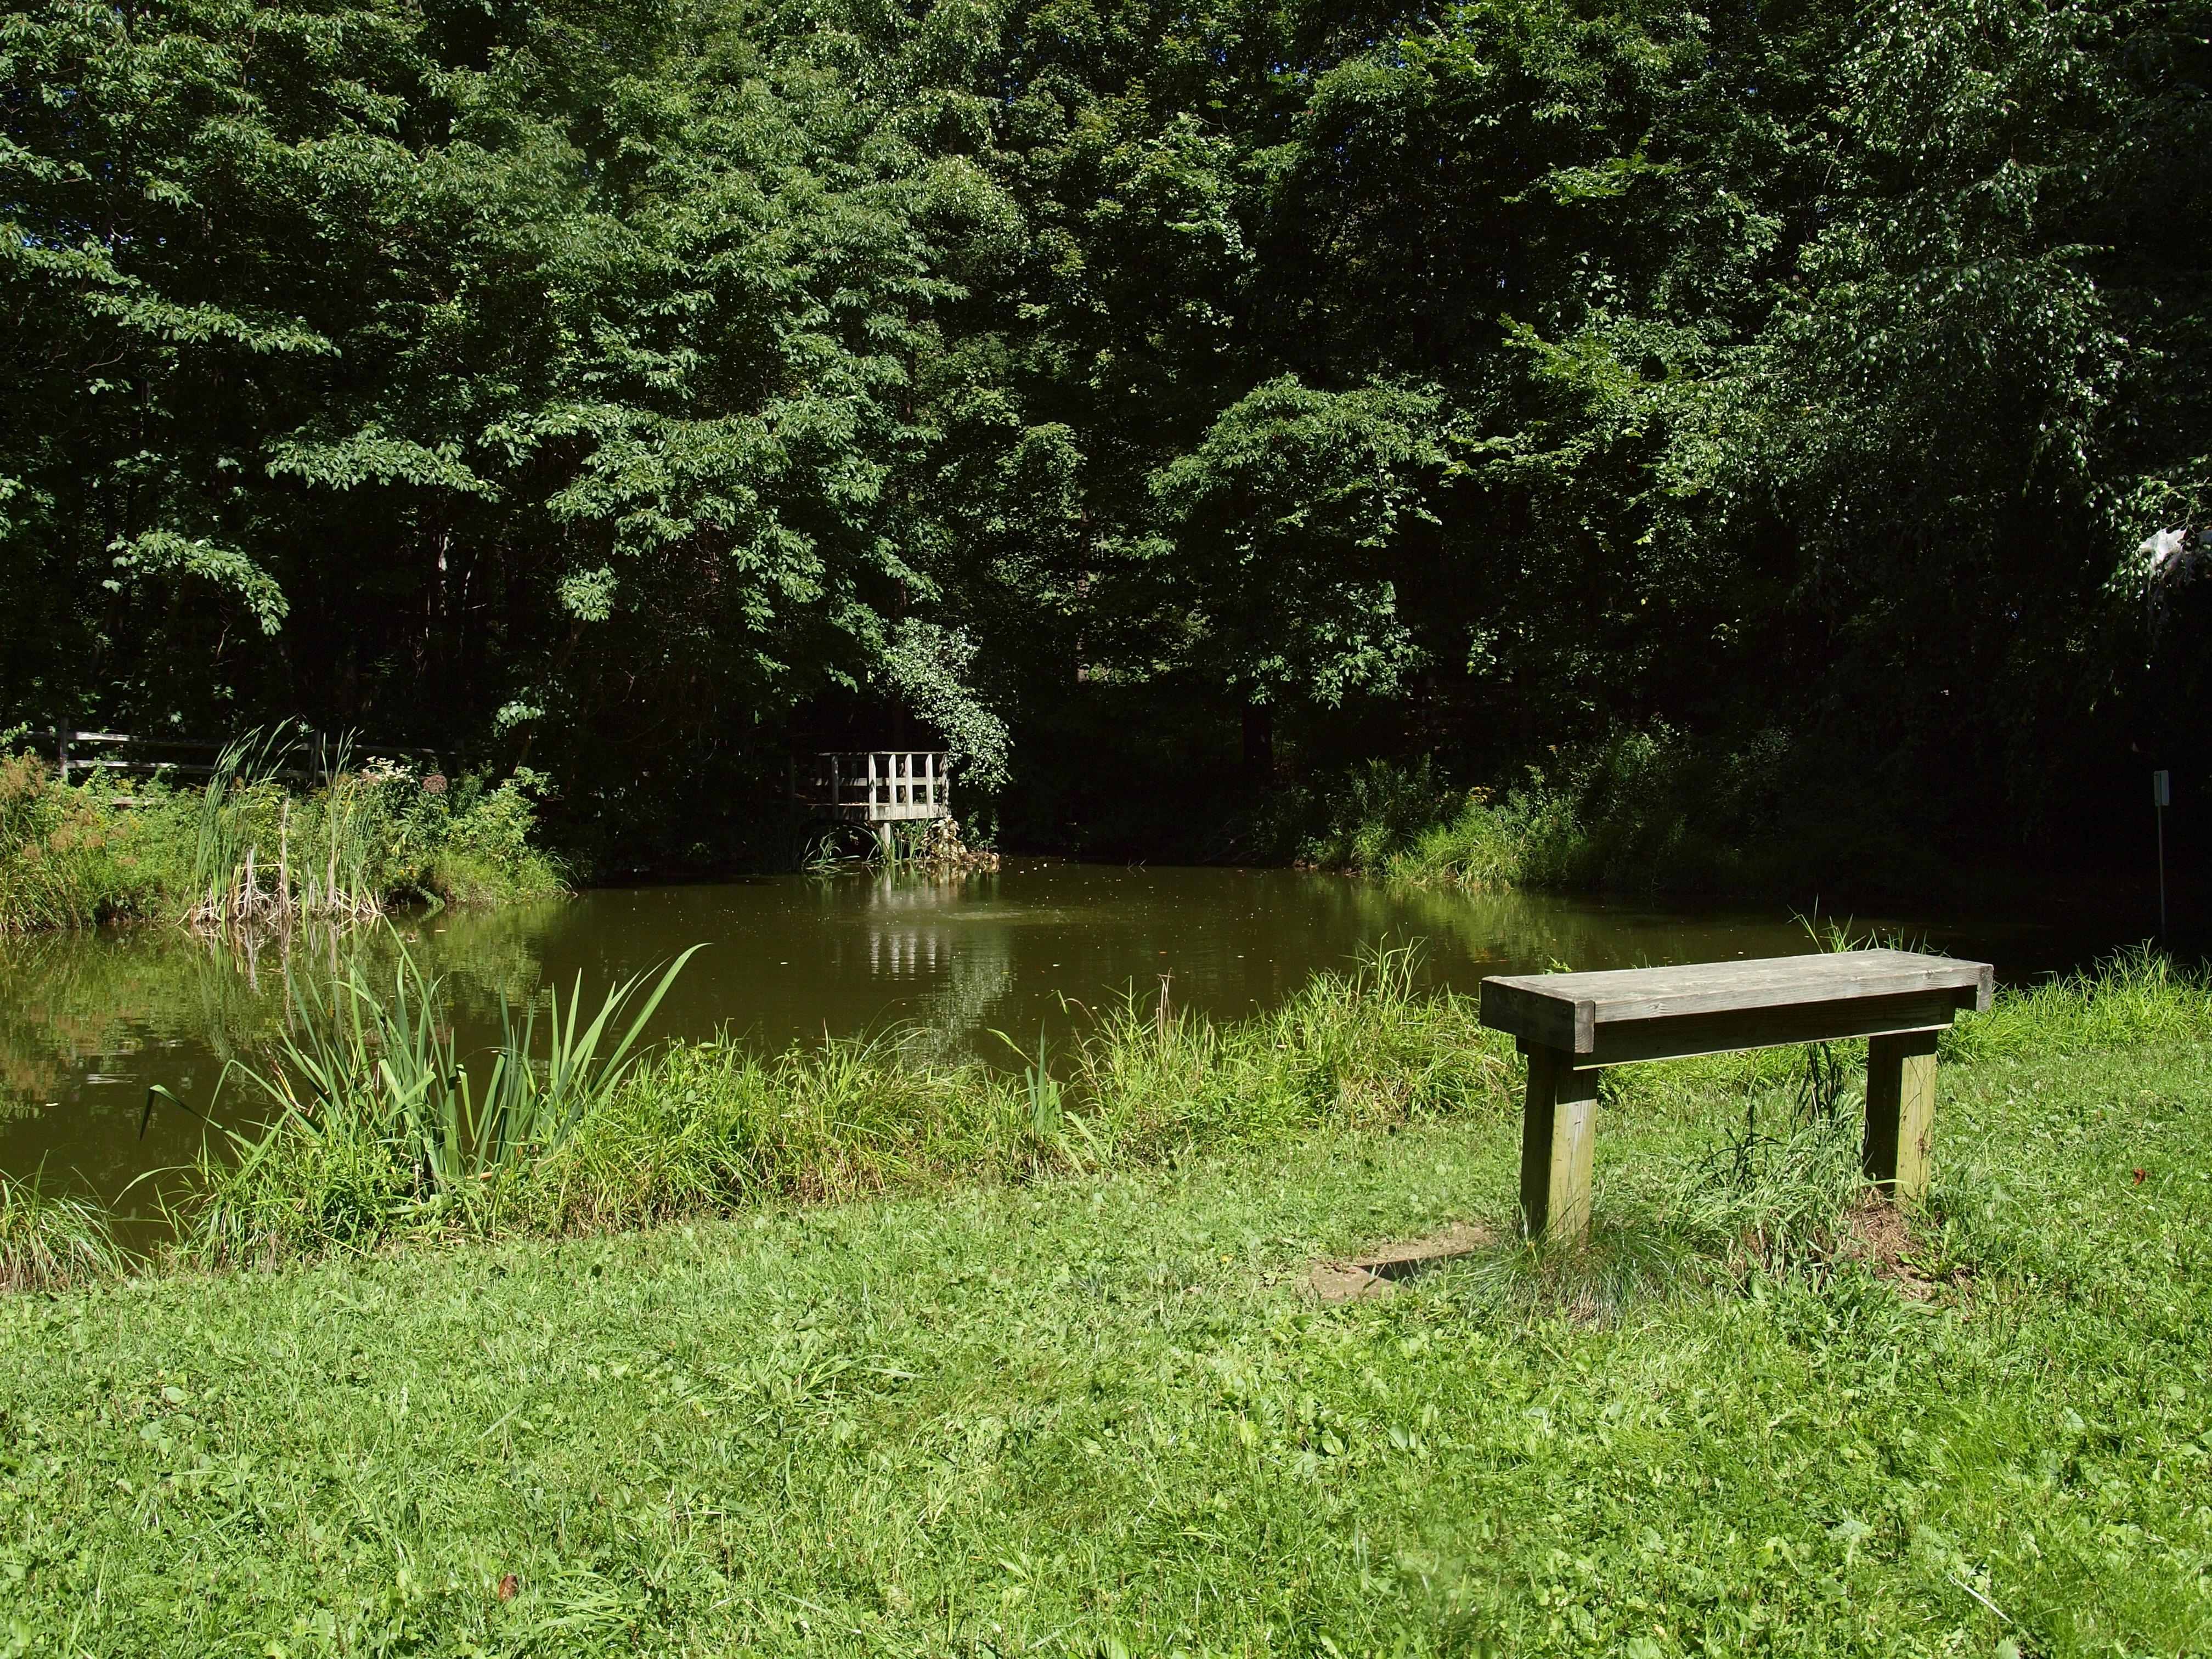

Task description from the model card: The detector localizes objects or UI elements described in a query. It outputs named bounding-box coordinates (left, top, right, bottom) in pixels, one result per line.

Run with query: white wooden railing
left=808, top=752, right=950, bottom=821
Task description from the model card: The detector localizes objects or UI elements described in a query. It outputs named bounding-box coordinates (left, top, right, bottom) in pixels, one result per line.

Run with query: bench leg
left=1520, top=1045, right=1599, bottom=1242
left=1864, top=1029, right=1940, bottom=1203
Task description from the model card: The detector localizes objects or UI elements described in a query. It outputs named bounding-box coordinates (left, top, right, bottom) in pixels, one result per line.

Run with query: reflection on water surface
left=0, top=859, right=2134, bottom=1206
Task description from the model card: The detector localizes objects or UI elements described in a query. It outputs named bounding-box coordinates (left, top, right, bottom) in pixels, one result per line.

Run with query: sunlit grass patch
left=517, top=945, right=1517, bottom=1241
left=28, top=945, right=2212, bottom=1292
left=165, top=940, right=695, bottom=1265
left=5, top=1054, right=2208, bottom=1655
left=1945, top=943, right=2212, bottom=1061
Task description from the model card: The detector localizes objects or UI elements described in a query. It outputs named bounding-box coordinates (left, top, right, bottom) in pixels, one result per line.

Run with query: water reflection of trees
left=0, top=928, right=289, bottom=1110
left=1300, top=877, right=1807, bottom=988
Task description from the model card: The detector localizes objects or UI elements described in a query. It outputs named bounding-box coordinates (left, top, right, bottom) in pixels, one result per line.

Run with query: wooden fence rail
left=15, top=728, right=473, bottom=787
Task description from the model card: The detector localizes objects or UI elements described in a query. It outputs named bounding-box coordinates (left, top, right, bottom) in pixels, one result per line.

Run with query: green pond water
left=0, top=859, right=2132, bottom=1216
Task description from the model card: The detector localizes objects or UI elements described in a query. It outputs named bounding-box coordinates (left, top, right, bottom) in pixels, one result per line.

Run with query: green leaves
left=4, top=0, right=2209, bottom=865
left=263, top=432, right=495, bottom=496
left=1150, top=377, right=1447, bottom=707
left=880, top=619, right=1010, bottom=789
left=104, top=531, right=289, bottom=636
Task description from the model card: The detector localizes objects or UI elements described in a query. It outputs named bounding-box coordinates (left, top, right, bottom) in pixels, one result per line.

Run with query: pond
left=0, top=859, right=2143, bottom=1215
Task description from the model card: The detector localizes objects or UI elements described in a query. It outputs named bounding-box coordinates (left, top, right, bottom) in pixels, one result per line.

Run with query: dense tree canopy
left=4, top=0, right=2208, bottom=873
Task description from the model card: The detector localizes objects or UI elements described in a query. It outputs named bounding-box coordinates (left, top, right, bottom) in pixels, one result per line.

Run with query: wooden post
left=57, top=728, right=71, bottom=787
left=828, top=753, right=840, bottom=811
left=1864, top=1029, right=1940, bottom=1202
left=1519, top=1044, right=1599, bottom=1242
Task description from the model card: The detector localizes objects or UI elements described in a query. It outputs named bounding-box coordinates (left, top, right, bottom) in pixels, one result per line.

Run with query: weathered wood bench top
left=1480, top=949, right=1993, bottom=1065
left=1477, top=949, right=1996, bottom=1242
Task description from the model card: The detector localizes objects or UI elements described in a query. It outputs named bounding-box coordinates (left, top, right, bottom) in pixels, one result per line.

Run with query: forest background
left=4, top=0, right=2209, bottom=889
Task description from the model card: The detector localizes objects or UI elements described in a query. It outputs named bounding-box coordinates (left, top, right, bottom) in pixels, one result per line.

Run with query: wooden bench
left=1479, top=950, right=1994, bottom=1241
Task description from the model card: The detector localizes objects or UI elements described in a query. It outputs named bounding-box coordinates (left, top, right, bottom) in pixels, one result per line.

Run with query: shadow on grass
left=1357, top=1107, right=1900, bottom=1324
left=1448, top=1215, right=1706, bottom=1323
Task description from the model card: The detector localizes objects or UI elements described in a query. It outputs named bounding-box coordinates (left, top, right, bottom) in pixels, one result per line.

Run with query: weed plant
left=0, top=753, right=187, bottom=929
left=799, top=816, right=1001, bottom=876
left=1943, top=943, right=2212, bottom=1060
left=488, top=946, right=1509, bottom=1243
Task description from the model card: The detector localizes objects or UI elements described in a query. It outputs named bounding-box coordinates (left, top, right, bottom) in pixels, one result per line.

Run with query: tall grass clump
left=516, top=1035, right=1025, bottom=1231
left=184, top=730, right=374, bottom=930
left=1945, top=944, right=2212, bottom=1062
left=1288, top=727, right=1949, bottom=895
left=187, top=732, right=566, bottom=930
left=0, top=752, right=106, bottom=930
left=1287, top=755, right=1594, bottom=889
left=171, top=942, right=695, bottom=1263
left=176, top=945, right=1515, bottom=1256
left=1069, top=945, right=1505, bottom=1151
left=1294, top=759, right=1462, bottom=877
left=520, top=946, right=1516, bottom=1236
left=0, top=1171, right=127, bottom=1291
left=411, top=763, right=568, bottom=905
left=1667, top=1070, right=1870, bottom=1266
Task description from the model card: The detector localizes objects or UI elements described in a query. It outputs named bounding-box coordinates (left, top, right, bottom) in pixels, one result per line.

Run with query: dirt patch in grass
left=1840, top=1198, right=1943, bottom=1300
left=1306, top=1221, right=1496, bottom=1304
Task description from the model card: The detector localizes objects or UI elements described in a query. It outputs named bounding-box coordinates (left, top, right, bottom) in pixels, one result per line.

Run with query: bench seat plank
left=1480, top=949, right=1992, bottom=1060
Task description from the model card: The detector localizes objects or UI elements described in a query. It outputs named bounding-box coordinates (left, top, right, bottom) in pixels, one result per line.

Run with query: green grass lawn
left=3, top=1029, right=2208, bottom=1656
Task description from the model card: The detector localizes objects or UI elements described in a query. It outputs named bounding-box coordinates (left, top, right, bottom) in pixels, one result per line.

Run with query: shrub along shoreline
left=3, top=946, right=2204, bottom=1294
left=0, top=743, right=565, bottom=933
left=1282, top=737, right=1966, bottom=898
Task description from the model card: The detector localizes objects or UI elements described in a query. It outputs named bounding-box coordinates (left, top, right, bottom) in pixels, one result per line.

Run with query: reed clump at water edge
left=0, top=729, right=566, bottom=935
left=13, top=944, right=2209, bottom=1293
left=160, top=942, right=698, bottom=1265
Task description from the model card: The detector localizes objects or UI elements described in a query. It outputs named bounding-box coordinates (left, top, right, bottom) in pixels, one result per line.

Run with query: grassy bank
left=133, top=950, right=1500, bottom=1268
left=0, top=744, right=565, bottom=932
left=1, top=955, right=2208, bottom=1654
left=21, top=948, right=2212, bottom=1279
left=1286, top=732, right=1951, bottom=897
